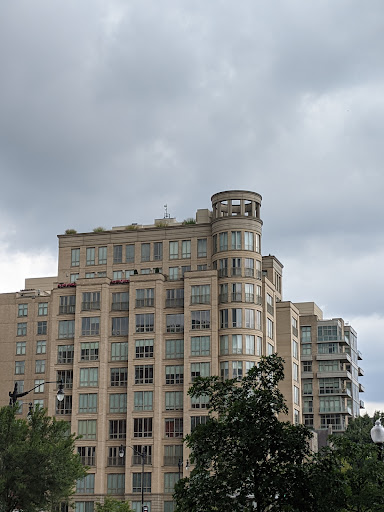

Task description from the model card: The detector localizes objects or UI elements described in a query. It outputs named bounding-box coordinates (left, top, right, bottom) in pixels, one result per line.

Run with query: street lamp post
left=9, top=380, right=65, bottom=406
left=370, top=419, right=384, bottom=460
left=120, top=445, right=147, bottom=512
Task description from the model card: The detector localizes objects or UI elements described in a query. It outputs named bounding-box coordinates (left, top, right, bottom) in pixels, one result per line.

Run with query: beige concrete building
left=0, top=190, right=362, bottom=512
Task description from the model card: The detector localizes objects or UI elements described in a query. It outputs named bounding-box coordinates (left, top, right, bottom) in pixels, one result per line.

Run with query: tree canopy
left=0, top=405, right=86, bottom=512
left=174, top=354, right=317, bottom=512
left=95, top=497, right=134, bottom=512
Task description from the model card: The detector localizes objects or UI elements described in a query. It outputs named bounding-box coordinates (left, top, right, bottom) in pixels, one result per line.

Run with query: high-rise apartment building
left=0, top=190, right=363, bottom=512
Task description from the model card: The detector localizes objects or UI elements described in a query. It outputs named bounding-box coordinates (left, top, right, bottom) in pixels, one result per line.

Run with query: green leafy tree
left=0, top=405, right=86, bottom=512
left=95, top=497, right=134, bottom=512
left=174, top=354, right=320, bottom=512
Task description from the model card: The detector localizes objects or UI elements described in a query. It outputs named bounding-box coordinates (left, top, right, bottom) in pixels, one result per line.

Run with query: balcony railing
left=231, top=267, right=242, bottom=277
left=132, top=454, right=152, bottom=465
left=244, top=268, right=254, bottom=277
left=166, top=298, right=184, bottom=308
left=112, top=302, right=129, bottom=311
left=218, top=293, right=228, bottom=303
left=164, top=456, right=181, bottom=466
left=218, top=268, right=228, bottom=278
left=108, top=456, right=125, bottom=466
left=81, top=302, right=100, bottom=311
left=245, top=293, right=254, bottom=303
left=80, top=455, right=96, bottom=466
left=136, top=298, right=155, bottom=308
left=191, top=295, right=211, bottom=305
left=59, top=305, right=76, bottom=314
left=231, top=293, right=242, bottom=302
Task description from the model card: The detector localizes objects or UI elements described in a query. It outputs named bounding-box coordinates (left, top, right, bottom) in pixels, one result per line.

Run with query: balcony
left=320, top=406, right=352, bottom=415
left=316, top=370, right=352, bottom=380
left=80, top=455, right=96, bottom=466
left=358, top=366, right=364, bottom=377
left=244, top=268, right=254, bottom=278
left=191, top=295, right=211, bottom=305
left=218, top=268, right=228, bottom=278
left=359, top=383, right=365, bottom=393
left=316, top=352, right=351, bottom=363
left=231, top=267, right=242, bottom=277
left=360, top=399, right=365, bottom=409
left=358, top=350, right=363, bottom=360
left=231, top=293, right=242, bottom=302
left=319, top=388, right=352, bottom=398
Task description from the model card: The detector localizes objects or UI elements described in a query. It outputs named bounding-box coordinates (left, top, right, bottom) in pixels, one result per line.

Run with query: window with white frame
left=244, top=231, right=254, bottom=251
left=231, top=231, right=241, bottom=250
left=81, top=317, right=100, bottom=336
left=165, top=391, right=183, bottom=410
left=165, top=339, right=184, bottom=359
left=111, top=342, right=128, bottom=361
left=109, top=393, right=127, bottom=413
left=181, top=240, right=191, bottom=258
left=134, top=391, right=153, bottom=411
left=169, top=241, right=179, bottom=260
left=191, top=362, right=210, bottom=382
left=80, top=368, right=98, bottom=387
left=197, top=238, right=207, bottom=257
left=191, top=310, right=210, bottom=330
left=191, top=336, right=210, bottom=356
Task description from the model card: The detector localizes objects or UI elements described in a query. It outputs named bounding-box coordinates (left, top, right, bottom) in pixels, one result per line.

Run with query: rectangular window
left=244, top=283, right=254, bottom=303
left=71, top=248, right=80, bottom=267
left=245, top=309, right=255, bottom=329
left=113, top=271, right=123, bottom=280
left=112, top=317, right=129, bottom=336
left=303, top=361, right=313, bottom=372
left=112, top=292, right=129, bottom=311
left=220, top=308, right=229, bottom=329
left=79, top=393, right=98, bottom=413
left=80, top=368, right=98, bottom=387
left=246, top=361, right=255, bottom=373
left=98, top=246, right=107, bottom=264
left=292, top=340, right=298, bottom=359
left=267, top=343, right=274, bottom=355
left=166, top=314, right=184, bottom=333
left=86, top=247, right=95, bottom=266
left=220, top=361, right=229, bottom=380
left=294, top=385, right=300, bottom=405
left=220, top=335, right=228, bottom=355
left=59, top=295, right=76, bottom=314
left=164, top=473, right=179, bottom=494
left=169, top=267, right=179, bottom=281
left=231, top=258, right=241, bottom=276
left=82, top=292, right=100, bottom=311
left=35, top=359, right=46, bottom=373
left=169, top=241, right=179, bottom=260
left=244, top=232, right=254, bottom=251
left=164, top=445, right=183, bottom=466
left=126, top=244, right=135, bottom=263
left=34, top=379, right=44, bottom=393
left=136, top=288, right=154, bottom=308
left=244, top=258, right=254, bottom=277
left=191, top=416, right=208, bottom=431
left=109, top=419, right=127, bottom=439
left=181, top=240, right=191, bottom=259
left=231, top=309, right=242, bottom=328
left=245, top=335, right=255, bottom=355
left=133, top=418, right=152, bottom=438
left=113, top=245, right=123, bottom=264
left=70, top=273, right=79, bottom=283
left=191, top=362, right=210, bottom=382
left=293, top=362, right=299, bottom=381
left=191, top=285, right=211, bottom=304
left=135, top=339, right=154, bottom=358
left=134, top=365, right=153, bottom=384
left=165, top=339, right=184, bottom=359
left=141, top=243, right=150, bottom=262
left=80, top=342, right=99, bottom=361
left=107, top=474, right=125, bottom=494
left=301, top=326, right=312, bottom=343
left=166, top=288, right=184, bottom=308
left=109, top=393, right=127, bottom=413
left=197, top=238, right=207, bottom=257
left=36, top=340, right=46, bottom=354
left=134, top=391, right=153, bottom=411
left=16, top=342, right=26, bottom=355
left=232, top=334, right=242, bottom=354
left=78, top=446, right=96, bottom=466
left=219, top=232, right=228, bottom=251
left=81, top=317, right=100, bottom=336
left=57, top=369, right=73, bottom=388
left=231, top=231, right=241, bottom=250
left=18, top=304, right=28, bottom=317
left=256, top=336, right=262, bottom=356
left=78, top=419, right=97, bottom=439
left=110, top=368, right=128, bottom=387
left=191, top=336, right=210, bottom=356
left=301, top=343, right=312, bottom=355
left=292, top=317, right=298, bottom=337
left=154, top=242, right=163, bottom=261
left=165, top=418, right=183, bottom=438
left=37, top=321, right=47, bottom=335
left=111, top=342, right=128, bottom=361
left=191, top=310, right=210, bottom=330
left=132, top=473, right=151, bottom=493
left=135, top=314, right=154, bottom=333
left=38, top=303, right=48, bottom=316
left=255, top=234, right=261, bottom=253
left=232, top=361, right=243, bottom=379
left=107, top=446, right=125, bottom=467
left=267, top=318, right=274, bottom=339
left=191, top=394, right=209, bottom=409
left=75, top=503, right=94, bottom=512
left=76, top=474, right=95, bottom=494
left=165, top=391, right=183, bottom=410
left=165, top=365, right=184, bottom=385
left=17, top=323, right=27, bottom=336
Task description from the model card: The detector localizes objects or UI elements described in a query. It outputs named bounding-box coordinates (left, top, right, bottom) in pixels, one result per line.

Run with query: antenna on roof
left=164, top=204, right=170, bottom=219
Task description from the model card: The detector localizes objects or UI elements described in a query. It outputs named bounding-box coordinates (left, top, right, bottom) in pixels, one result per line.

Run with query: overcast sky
left=0, top=0, right=383, bottom=415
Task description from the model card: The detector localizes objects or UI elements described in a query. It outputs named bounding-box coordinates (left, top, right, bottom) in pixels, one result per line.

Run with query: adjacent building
left=0, top=190, right=363, bottom=512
